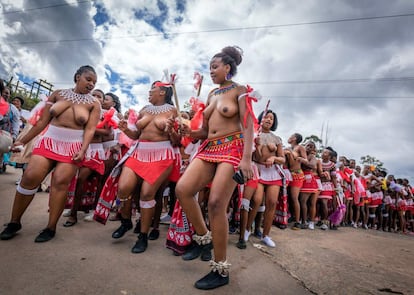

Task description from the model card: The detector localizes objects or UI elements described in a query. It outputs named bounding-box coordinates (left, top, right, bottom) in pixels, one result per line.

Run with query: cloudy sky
left=1, top=0, right=413, bottom=183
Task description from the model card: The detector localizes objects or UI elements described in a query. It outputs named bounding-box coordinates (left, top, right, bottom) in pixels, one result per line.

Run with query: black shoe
left=34, top=228, right=55, bottom=243
left=148, top=228, right=160, bottom=240
left=253, top=229, right=263, bottom=238
left=194, top=271, right=229, bottom=290
left=131, top=233, right=148, bottom=254
left=133, top=219, right=141, bottom=234
left=112, top=218, right=133, bottom=239
left=236, top=239, right=246, bottom=249
left=182, top=241, right=213, bottom=261
left=0, top=222, right=22, bottom=240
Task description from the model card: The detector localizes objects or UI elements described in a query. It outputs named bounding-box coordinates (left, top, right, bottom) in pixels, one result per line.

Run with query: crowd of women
left=1, top=46, right=413, bottom=290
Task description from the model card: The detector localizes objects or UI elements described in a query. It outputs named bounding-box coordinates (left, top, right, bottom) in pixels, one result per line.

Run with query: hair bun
left=222, top=46, right=243, bottom=66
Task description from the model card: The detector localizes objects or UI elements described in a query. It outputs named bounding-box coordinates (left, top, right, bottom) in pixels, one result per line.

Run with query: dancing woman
left=176, top=46, right=254, bottom=290
left=0, top=65, right=100, bottom=242
left=109, top=81, right=180, bottom=254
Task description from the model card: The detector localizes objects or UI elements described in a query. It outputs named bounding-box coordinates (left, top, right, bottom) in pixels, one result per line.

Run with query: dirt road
left=0, top=167, right=413, bottom=295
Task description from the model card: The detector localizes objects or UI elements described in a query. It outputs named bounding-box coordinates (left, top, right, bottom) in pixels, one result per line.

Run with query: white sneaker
left=160, top=214, right=171, bottom=224
left=244, top=230, right=251, bottom=241
left=83, top=212, right=94, bottom=222
left=261, top=236, right=276, bottom=248
left=321, top=224, right=328, bottom=230
left=308, top=222, right=315, bottom=230
left=62, top=209, right=72, bottom=217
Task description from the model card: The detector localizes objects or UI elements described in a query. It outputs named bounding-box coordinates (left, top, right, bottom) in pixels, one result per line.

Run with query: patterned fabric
left=195, top=132, right=244, bottom=168
left=369, top=191, right=383, bottom=207
left=300, top=171, right=318, bottom=193
left=274, top=166, right=289, bottom=226
left=319, top=160, right=336, bottom=199
left=65, top=174, right=99, bottom=212
left=166, top=200, right=194, bottom=255
left=94, top=142, right=137, bottom=224
left=289, top=169, right=305, bottom=188
left=319, top=181, right=335, bottom=199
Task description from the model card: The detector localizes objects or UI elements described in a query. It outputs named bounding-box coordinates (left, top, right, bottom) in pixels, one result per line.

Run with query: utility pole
left=30, top=79, right=54, bottom=99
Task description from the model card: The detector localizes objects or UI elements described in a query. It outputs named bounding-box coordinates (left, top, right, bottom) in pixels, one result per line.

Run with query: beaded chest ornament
left=59, top=89, right=95, bottom=104
left=213, top=83, right=237, bottom=96
left=143, top=104, right=175, bottom=115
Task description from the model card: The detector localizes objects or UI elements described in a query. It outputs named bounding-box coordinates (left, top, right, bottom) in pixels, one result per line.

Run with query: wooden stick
left=171, top=83, right=182, bottom=124
left=196, top=75, right=204, bottom=97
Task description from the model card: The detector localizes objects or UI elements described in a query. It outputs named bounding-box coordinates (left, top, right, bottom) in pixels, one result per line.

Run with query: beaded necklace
left=213, top=83, right=237, bottom=96
left=143, top=104, right=175, bottom=115
left=59, top=89, right=95, bottom=104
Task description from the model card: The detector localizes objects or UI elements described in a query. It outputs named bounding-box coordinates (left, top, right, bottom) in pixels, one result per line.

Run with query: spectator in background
left=0, top=83, right=20, bottom=173
left=11, top=95, right=31, bottom=130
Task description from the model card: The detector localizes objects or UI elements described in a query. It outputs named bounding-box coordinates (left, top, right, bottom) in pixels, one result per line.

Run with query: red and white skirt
left=195, top=132, right=243, bottom=169
left=125, top=140, right=179, bottom=185
left=300, top=171, right=318, bottom=193
left=32, top=125, right=83, bottom=166
left=256, top=163, right=282, bottom=186
left=319, top=181, right=335, bottom=200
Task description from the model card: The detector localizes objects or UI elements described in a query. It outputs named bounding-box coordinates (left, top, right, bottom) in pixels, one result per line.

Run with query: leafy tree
left=303, top=134, right=324, bottom=157
left=360, top=155, right=386, bottom=171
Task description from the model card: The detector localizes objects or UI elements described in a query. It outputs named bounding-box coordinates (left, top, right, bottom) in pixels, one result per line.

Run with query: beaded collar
left=143, top=103, right=175, bottom=115
left=59, top=89, right=95, bottom=104
left=213, top=83, right=237, bottom=96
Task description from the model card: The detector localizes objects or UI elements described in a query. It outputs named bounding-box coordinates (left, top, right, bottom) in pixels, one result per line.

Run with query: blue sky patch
left=93, top=4, right=110, bottom=26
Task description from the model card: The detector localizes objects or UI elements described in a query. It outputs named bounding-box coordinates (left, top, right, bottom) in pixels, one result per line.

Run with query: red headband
left=154, top=81, right=172, bottom=88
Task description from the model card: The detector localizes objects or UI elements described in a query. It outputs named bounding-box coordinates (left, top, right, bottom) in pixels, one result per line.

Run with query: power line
left=256, top=96, right=414, bottom=99
left=48, top=76, right=414, bottom=86
left=6, top=12, right=414, bottom=45
left=0, top=0, right=92, bottom=15
left=247, top=77, right=414, bottom=85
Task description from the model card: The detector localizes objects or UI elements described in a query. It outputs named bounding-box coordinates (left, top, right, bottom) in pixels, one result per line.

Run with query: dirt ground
left=0, top=166, right=413, bottom=295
